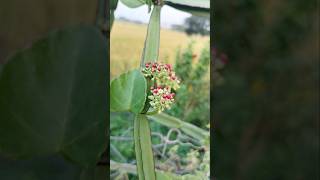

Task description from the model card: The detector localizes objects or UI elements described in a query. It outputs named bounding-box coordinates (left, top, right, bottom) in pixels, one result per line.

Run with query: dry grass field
left=110, top=21, right=209, bottom=78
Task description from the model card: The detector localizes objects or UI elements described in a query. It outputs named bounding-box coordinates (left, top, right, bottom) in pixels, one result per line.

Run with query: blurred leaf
left=0, top=0, right=98, bottom=63
left=0, top=25, right=108, bottom=166
left=148, top=113, right=209, bottom=142
left=80, top=166, right=107, bottom=180
left=120, top=0, right=145, bottom=8
left=141, top=6, right=161, bottom=66
left=0, top=155, right=82, bottom=180
left=150, top=113, right=182, bottom=128
left=134, top=114, right=156, bottom=180
left=110, top=69, right=147, bottom=114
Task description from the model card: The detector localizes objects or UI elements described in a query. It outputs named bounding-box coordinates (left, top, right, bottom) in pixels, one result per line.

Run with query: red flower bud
left=152, top=63, right=158, bottom=68
left=153, top=89, right=158, bottom=94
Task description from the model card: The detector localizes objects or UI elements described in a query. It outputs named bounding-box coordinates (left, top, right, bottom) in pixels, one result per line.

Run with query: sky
left=114, top=1, right=191, bottom=28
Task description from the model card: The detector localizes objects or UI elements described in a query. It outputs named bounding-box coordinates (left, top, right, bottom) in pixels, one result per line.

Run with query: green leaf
left=0, top=25, right=108, bottom=167
left=141, top=6, right=161, bottom=66
left=150, top=113, right=182, bottom=128
left=148, top=113, right=209, bottom=143
left=134, top=114, right=156, bottom=180
left=120, top=0, right=145, bottom=8
left=110, top=69, right=147, bottom=114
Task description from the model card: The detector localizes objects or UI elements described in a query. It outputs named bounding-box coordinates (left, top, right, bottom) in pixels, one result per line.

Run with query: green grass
left=110, top=21, right=209, bottom=78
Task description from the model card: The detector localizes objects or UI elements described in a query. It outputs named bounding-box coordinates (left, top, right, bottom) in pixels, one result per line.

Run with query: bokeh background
left=110, top=21, right=208, bottom=78
left=212, top=0, right=319, bottom=179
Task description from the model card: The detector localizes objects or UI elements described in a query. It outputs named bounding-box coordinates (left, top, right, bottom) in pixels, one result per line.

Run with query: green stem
left=134, top=4, right=162, bottom=180
left=140, top=6, right=162, bottom=67
left=134, top=114, right=156, bottom=180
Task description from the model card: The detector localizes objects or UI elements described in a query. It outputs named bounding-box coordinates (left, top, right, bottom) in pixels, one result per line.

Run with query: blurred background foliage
left=212, top=0, right=319, bottom=179
left=168, top=42, right=210, bottom=128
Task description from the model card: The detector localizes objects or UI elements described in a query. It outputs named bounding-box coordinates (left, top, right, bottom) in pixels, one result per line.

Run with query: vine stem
left=140, top=5, right=162, bottom=67
left=134, top=3, right=162, bottom=180
left=134, top=114, right=156, bottom=180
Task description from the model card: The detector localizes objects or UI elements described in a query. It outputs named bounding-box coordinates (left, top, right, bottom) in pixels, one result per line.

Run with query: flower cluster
left=142, top=62, right=180, bottom=112
left=148, top=86, right=175, bottom=112
left=142, top=62, right=180, bottom=90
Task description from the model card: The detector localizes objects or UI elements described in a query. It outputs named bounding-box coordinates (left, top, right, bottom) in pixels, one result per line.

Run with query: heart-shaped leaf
left=0, top=25, right=108, bottom=166
left=110, top=69, right=147, bottom=114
